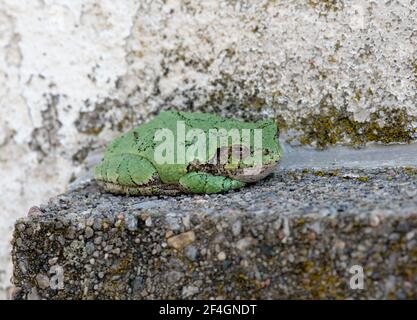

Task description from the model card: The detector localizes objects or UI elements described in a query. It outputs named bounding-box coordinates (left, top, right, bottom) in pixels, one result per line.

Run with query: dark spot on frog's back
left=133, top=131, right=139, bottom=140
left=263, top=149, right=271, bottom=155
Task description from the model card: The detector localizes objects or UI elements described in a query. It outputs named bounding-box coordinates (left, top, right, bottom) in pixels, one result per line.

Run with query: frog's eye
left=208, top=147, right=228, bottom=165
left=230, top=145, right=250, bottom=161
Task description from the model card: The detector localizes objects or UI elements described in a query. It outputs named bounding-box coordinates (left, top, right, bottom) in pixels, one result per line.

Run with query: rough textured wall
left=0, top=0, right=416, bottom=298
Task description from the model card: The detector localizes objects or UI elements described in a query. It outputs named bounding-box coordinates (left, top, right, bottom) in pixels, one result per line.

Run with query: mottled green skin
left=95, top=111, right=282, bottom=195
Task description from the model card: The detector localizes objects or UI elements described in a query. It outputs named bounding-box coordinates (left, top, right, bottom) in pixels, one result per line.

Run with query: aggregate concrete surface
left=12, top=167, right=417, bottom=299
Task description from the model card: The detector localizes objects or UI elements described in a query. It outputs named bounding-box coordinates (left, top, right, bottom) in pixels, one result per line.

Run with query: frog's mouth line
left=187, top=159, right=279, bottom=183
left=185, top=143, right=279, bottom=183
left=226, top=161, right=279, bottom=183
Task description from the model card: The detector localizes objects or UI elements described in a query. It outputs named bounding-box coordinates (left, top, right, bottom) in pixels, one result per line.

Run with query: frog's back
left=173, top=111, right=262, bottom=131
left=105, top=111, right=259, bottom=154
left=103, top=111, right=181, bottom=157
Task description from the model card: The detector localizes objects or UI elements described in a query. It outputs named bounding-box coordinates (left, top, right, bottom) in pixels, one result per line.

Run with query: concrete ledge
left=12, top=168, right=417, bottom=299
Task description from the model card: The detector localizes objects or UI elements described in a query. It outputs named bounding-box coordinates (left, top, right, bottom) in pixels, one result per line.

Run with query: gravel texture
left=12, top=168, right=417, bottom=299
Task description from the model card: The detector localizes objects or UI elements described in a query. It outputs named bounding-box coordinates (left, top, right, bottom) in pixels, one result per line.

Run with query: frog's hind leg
left=179, top=172, right=245, bottom=194
left=94, top=153, right=159, bottom=195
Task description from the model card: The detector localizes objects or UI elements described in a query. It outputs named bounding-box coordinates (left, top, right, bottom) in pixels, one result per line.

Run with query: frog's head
left=223, top=119, right=282, bottom=183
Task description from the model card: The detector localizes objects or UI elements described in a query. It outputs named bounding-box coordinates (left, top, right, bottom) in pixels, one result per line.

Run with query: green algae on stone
left=356, top=176, right=369, bottom=183
left=403, top=167, right=417, bottom=176
left=311, top=170, right=339, bottom=177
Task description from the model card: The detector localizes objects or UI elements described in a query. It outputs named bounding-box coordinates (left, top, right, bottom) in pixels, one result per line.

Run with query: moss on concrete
left=356, top=176, right=369, bottom=183
left=287, top=105, right=416, bottom=149
left=403, top=167, right=417, bottom=176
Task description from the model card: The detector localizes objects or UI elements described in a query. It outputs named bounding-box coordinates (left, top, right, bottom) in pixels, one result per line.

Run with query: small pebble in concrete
left=167, top=231, right=196, bottom=250
left=85, top=227, right=94, bottom=239
left=184, top=245, right=198, bottom=261
left=35, top=274, right=49, bottom=289
left=217, top=251, right=226, bottom=261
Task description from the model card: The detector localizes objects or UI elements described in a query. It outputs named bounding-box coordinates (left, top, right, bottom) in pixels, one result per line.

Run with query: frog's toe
left=179, top=172, right=245, bottom=194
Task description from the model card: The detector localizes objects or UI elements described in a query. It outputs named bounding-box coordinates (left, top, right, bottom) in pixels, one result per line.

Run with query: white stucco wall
left=0, top=0, right=416, bottom=298
left=0, top=0, right=140, bottom=298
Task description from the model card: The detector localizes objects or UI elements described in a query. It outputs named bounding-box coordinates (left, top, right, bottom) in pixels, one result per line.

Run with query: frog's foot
left=95, top=154, right=181, bottom=196
left=179, top=172, right=245, bottom=194
left=97, top=180, right=184, bottom=196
